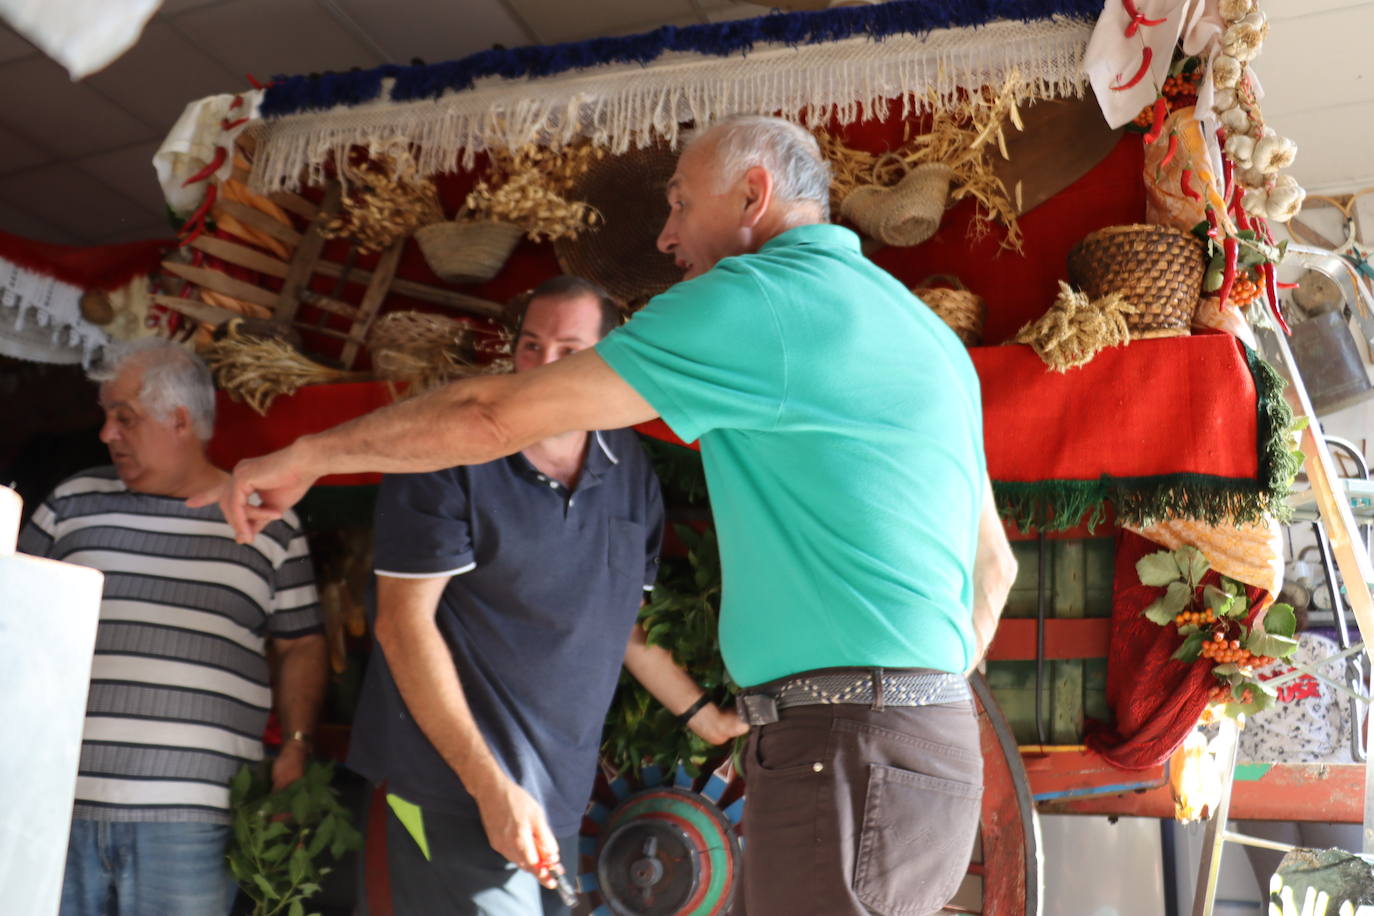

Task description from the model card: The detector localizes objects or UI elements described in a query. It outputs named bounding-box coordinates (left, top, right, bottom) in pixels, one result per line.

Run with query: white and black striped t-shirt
left=19, top=467, right=323, bottom=824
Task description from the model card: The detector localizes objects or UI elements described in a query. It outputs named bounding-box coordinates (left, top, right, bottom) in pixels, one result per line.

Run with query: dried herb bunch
left=820, top=72, right=1026, bottom=251
left=323, top=142, right=444, bottom=254
left=464, top=142, right=603, bottom=242
left=202, top=319, right=361, bottom=414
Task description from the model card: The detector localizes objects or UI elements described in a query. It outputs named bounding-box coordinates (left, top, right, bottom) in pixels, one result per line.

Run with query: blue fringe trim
left=261, top=0, right=1102, bottom=118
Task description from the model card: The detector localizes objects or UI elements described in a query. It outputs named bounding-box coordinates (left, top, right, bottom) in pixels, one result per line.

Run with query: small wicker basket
left=414, top=220, right=524, bottom=284
left=840, top=162, right=953, bottom=248
left=913, top=275, right=986, bottom=346
left=1066, top=223, right=1206, bottom=339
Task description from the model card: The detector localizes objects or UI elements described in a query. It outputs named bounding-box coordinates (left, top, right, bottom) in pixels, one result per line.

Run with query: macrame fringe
left=0, top=264, right=106, bottom=366
left=995, top=349, right=1300, bottom=532
left=248, top=18, right=1093, bottom=192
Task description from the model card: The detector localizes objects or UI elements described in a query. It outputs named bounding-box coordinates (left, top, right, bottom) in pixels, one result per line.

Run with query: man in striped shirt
left=19, top=339, right=326, bottom=916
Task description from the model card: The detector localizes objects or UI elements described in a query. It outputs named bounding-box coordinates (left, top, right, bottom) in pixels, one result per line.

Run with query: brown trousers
left=734, top=699, right=982, bottom=916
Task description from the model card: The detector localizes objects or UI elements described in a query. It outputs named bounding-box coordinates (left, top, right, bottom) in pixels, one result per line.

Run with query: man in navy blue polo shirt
left=347, top=276, right=746, bottom=916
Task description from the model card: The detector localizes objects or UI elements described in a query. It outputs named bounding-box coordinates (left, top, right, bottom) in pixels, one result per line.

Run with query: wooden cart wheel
left=950, top=673, right=1043, bottom=916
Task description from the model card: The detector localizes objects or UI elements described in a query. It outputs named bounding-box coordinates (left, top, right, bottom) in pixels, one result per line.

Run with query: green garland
left=995, top=346, right=1301, bottom=533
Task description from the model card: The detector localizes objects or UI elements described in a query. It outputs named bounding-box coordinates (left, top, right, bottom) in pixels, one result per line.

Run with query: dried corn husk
left=820, top=71, right=1025, bottom=251
left=1127, top=516, right=1283, bottom=597
left=465, top=143, right=602, bottom=242
left=321, top=140, right=445, bottom=254
left=201, top=319, right=363, bottom=414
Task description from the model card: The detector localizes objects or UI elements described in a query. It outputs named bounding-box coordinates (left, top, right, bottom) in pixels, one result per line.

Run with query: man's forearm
left=375, top=577, right=508, bottom=797
left=274, top=633, right=328, bottom=740
left=623, top=624, right=710, bottom=717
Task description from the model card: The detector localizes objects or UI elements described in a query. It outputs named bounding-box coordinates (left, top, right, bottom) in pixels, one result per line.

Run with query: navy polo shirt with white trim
left=347, top=428, right=664, bottom=835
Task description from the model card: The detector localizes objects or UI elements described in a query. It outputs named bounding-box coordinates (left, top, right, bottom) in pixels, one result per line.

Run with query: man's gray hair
left=688, top=115, right=832, bottom=221
left=89, top=338, right=217, bottom=441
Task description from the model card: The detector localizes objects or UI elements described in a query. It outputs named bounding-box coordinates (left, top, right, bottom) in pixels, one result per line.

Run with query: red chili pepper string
left=1181, top=169, right=1202, bottom=202
left=1217, top=237, right=1239, bottom=309
left=1160, top=133, right=1178, bottom=168
left=1204, top=206, right=1220, bottom=238
left=181, top=146, right=227, bottom=188
left=1121, top=0, right=1167, bottom=36
left=1111, top=46, right=1153, bottom=91
left=1262, top=262, right=1291, bottom=335
left=1232, top=202, right=1251, bottom=233
left=1143, top=97, right=1167, bottom=145
left=220, top=116, right=249, bottom=131
left=177, top=184, right=217, bottom=238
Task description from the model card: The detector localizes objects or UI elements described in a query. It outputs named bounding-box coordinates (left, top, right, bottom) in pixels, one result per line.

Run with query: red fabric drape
left=0, top=230, right=171, bottom=291
left=1085, top=529, right=1266, bottom=769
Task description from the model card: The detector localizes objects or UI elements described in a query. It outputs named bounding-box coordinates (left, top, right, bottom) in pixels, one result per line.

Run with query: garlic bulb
left=1220, top=106, right=1251, bottom=132
left=1237, top=167, right=1268, bottom=189
left=1266, top=184, right=1305, bottom=222
left=1218, top=0, right=1253, bottom=21
left=1224, top=134, right=1256, bottom=166
left=1213, top=87, right=1238, bottom=112
left=1222, top=15, right=1267, bottom=62
left=1242, top=188, right=1270, bottom=218
left=1251, top=135, right=1298, bottom=172
left=1212, top=55, right=1242, bottom=89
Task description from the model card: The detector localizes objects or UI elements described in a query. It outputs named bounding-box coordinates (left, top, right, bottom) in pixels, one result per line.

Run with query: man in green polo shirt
left=201, top=114, right=1018, bottom=916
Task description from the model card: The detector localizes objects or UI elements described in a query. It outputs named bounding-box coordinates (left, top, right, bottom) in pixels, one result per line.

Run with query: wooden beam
left=275, top=181, right=341, bottom=323
left=151, top=294, right=239, bottom=326
left=190, top=236, right=289, bottom=279
left=299, top=289, right=360, bottom=320
left=218, top=199, right=303, bottom=248
left=160, top=261, right=278, bottom=310
left=341, top=238, right=404, bottom=367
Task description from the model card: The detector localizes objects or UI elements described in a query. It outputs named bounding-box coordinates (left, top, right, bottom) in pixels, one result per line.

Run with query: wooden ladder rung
left=299, top=289, right=360, bottom=320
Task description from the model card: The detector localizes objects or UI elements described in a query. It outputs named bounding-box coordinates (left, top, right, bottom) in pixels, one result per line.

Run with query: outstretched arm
left=192, top=349, right=656, bottom=542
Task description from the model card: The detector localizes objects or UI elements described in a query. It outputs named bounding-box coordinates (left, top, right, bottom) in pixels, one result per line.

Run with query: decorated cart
left=87, top=0, right=1374, bottom=913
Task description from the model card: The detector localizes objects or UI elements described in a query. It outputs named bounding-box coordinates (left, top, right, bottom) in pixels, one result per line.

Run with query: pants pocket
left=852, top=764, right=983, bottom=916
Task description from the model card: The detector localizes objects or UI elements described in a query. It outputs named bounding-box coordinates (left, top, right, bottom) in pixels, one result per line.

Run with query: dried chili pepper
left=1180, top=169, right=1202, bottom=202
left=1111, top=47, right=1153, bottom=91
left=1143, top=97, right=1167, bottom=144
left=220, top=116, right=249, bottom=131
left=1232, top=202, right=1251, bottom=233
left=177, top=184, right=217, bottom=237
left=229, top=95, right=244, bottom=110
left=176, top=223, right=205, bottom=248
left=1122, top=0, right=1167, bottom=36
left=1204, top=206, right=1220, bottom=238
left=1262, top=262, right=1291, bottom=335
left=1160, top=133, right=1179, bottom=167
left=1277, top=281, right=1299, bottom=289
left=180, top=147, right=227, bottom=188
left=1217, top=236, right=1239, bottom=308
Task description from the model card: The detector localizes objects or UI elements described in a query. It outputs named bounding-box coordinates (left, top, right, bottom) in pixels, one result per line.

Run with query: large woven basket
left=1066, top=223, right=1206, bottom=338
left=913, top=275, right=985, bottom=346
left=414, top=220, right=524, bottom=284
left=840, top=162, right=952, bottom=248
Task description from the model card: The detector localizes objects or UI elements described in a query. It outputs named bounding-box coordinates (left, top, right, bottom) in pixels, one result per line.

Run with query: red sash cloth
left=972, top=332, right=1259, bottom=484
left=208, top=382, right=399, bottom=486
left=1084, top=529, right=1266, bottom=769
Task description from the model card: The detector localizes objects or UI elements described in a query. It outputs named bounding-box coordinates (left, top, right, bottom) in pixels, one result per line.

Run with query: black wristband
left=676, top=693, right=711, bottom=726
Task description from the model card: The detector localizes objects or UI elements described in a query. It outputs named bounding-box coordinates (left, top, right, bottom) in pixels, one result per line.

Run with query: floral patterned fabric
left=1237, top=632, right=1357, bottom=764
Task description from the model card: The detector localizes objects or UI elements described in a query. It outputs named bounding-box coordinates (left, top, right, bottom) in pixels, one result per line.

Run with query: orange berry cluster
left=1199, top=629, right=1274, bottom=667
left=1173, top=609, right=1216, bottom=627
left=1229, top=274, right=1262, bottom=306
left=1162, top=72, right=1201, bottom=100
left=1207, top=683, right=1255, bottom=704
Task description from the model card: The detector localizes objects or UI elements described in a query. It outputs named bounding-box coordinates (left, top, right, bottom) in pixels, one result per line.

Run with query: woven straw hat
left=554, top=142, right=682, bottom=308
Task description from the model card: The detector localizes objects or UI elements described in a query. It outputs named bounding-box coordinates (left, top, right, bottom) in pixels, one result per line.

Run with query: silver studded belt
left=737, top=668, right=969, bottom=726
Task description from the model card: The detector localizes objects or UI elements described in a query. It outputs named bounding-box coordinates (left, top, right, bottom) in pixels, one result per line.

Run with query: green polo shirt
left=596, top=224, right=985, bottom=687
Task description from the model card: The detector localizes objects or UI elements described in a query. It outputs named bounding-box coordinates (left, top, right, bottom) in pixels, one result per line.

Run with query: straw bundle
left=368, top=311, right=513, bottom=397
left=465, top=142, right=603, bottom=242
left=202, top=319, right=362, bottom=414
left=1013, top=281, right=1136, bottom=372
left=322, top=140, right=444, bottom=254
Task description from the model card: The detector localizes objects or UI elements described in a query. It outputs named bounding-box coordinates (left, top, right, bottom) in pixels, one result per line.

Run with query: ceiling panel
left=509, top=0, right=697, bottom=43
left=1253, top=6, right=1374, bottom=119
left=0, top=24, right=35, bottom=65
left=0, top=123, right=52, bottom=176
left=0, top=199, right=68, bottom=245
left=71, top=142, right=168, bottom=220
left=87, top=22, right=241, bottom=131
left=0, top=164, right=159, bottom=242
left=1273, top=98, right=1374, bottom=193
left=171, top=0, right=385, bottom=82
left=1267, top=0, right=1374, bottom=21
left=334, top=0, right=532, bottom=64
left=703, top=4, right=774, bottom=22
left=0, top=56, right=154, bottom=158
left=90, top=222, right=176, bottom=246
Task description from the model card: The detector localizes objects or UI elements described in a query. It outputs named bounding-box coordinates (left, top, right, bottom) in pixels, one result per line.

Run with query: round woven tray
left=554, top=142, right=682, bottom=308
left=414, top=220, right=523, bottom=284
left=1066, top=223, right=1206, bottom=338
left=913, top=275, right=984, bottom=346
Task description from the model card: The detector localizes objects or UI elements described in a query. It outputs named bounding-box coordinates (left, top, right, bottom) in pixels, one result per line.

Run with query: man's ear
left=172, top=405, right=195, bottom=439
left=740, top=165, right=774, bottom=228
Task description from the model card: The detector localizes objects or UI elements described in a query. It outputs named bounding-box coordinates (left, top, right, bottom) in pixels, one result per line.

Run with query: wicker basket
left=913, top=275, right=985, bottom=346
left=840, top=162, right=952, bottom=247
left=1066, top=223, right=1206, bottom=339
left=414, top=220, right=524, bottom=284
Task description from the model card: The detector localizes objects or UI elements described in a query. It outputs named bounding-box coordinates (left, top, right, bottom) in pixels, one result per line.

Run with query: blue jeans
left=60, top=819, right=238, bottom=916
